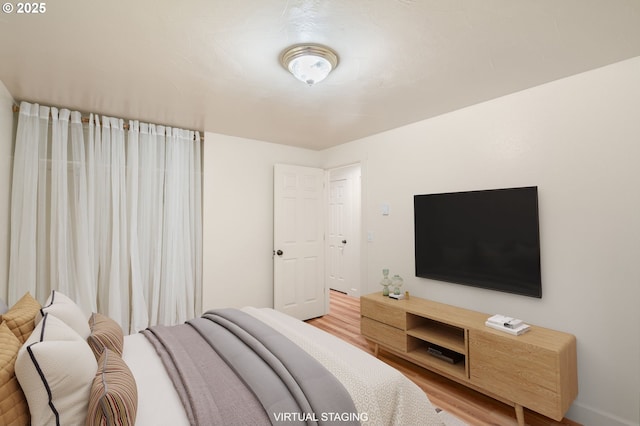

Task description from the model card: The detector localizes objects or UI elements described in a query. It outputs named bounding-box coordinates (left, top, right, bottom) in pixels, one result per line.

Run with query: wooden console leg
left=514, top=403, right=525, bottom=426
left=374, top=343, right=380, bottom=357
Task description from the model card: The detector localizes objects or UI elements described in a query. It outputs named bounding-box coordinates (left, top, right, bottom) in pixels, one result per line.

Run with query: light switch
left=381, top=203, right=390, bottom=216
left=367, top=231, right=374, bottom=242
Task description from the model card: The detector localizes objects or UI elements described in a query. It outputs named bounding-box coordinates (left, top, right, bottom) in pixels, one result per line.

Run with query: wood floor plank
left=306, top=290, right=581, bottom=426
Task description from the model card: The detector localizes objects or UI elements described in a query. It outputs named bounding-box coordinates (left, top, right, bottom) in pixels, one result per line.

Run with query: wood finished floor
left=306, top=290, right=581, bottom=426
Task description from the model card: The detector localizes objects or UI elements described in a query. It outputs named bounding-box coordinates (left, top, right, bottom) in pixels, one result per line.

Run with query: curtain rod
left=11, top=104, right=204, bottom=142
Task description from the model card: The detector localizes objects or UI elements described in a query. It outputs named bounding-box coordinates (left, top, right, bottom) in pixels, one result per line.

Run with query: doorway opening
left=326, top=163, right=362, bottom=299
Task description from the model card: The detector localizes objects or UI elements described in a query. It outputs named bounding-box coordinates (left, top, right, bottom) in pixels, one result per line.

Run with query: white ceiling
left=1, top=0, right=639, bottom=150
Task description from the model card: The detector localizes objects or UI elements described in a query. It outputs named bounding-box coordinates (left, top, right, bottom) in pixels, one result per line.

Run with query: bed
left=1, top=291, right=462, bottom=425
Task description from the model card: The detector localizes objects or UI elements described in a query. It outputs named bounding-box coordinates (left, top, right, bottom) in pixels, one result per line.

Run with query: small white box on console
left=485, top=315, right=530, bottom=336
left=388, top=293, right=404, bottom=300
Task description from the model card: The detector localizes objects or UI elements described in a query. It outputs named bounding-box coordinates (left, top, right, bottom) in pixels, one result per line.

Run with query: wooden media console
left=360, top=293, right=578, bottom=425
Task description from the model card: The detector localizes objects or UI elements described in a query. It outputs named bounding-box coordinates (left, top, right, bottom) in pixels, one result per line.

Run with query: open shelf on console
left=406, top=345, right=467, bottom=380
left=405, top=314, right=468, bottom=379
left=406, top=315, right=466, bottom=353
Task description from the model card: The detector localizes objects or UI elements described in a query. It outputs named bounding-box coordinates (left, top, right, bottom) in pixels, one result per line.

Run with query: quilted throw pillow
left=1, top=292, right=41, bottom=343
left=15, top=313, right=97, bottom=426
left=86, top=348, right=138, bottom=426
left=87, top=312, right=124, bottom=360
left=0, top=322, right=30, bottom=425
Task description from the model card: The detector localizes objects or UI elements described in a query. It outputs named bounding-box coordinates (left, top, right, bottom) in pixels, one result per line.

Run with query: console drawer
left=360, top=297, right=406, bottom=329
left=361, top=317, right=407, bottom=352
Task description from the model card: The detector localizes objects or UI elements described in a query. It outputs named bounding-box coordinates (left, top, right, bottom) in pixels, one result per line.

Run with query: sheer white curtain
left=49, top=109, right=95, bottom=312
left=8, top=101, right=202, bottom=333
left=8, top=103, right=49, bottom=304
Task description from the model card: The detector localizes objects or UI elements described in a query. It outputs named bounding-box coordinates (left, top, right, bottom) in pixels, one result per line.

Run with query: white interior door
left=273, top=164, right=327, bottom=320
left=326, top=164, right=361, bottom=296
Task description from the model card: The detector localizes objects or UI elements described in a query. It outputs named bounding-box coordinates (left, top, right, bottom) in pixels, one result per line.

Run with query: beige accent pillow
left=15, top=313, right=97, bottom=426
left=0, top=321, right=30, bottom=426
left=36, top=290, right=91, bottom=339
left=0, top=292, right=41, bottom=343
left=86, top=348, right=138, bottom=426
left=87, top=312, right=124, bottom=360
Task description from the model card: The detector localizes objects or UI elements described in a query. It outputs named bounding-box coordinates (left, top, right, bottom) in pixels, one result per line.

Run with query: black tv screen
left=414, top=186, right=542, bottom=298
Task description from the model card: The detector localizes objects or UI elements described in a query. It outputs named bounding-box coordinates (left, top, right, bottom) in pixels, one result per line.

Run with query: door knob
left=342, top=240, right=347, bottom=244
left=276, top=250, right=283, bottom=256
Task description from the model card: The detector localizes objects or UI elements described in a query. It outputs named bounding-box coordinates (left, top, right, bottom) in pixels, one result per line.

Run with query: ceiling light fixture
left=280, top=43, right=339, bottom=86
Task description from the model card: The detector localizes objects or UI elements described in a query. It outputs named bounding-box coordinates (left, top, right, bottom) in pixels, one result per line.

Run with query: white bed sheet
left=122, top=333, right=190, bottom=426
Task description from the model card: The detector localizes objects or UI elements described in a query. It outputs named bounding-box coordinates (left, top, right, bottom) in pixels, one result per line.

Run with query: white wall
left=202, top=132, right=321, bottom=312
left=322, top=57, right=640, bottom=426
left=0, top=81, right=15, bottom=302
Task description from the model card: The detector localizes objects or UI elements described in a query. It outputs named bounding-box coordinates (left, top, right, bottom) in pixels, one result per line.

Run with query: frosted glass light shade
left=280, top=44, right=339, bottom=86
left=288, top=55, right=333, bottom=85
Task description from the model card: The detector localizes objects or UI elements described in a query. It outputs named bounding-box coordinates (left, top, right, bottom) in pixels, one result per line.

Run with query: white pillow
left=36, top=290, right=91, bottom=338
left=15, top=313, right=97, bottom=426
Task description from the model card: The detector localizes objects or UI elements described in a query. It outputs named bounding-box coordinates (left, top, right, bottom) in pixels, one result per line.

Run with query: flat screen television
left=414, top=186, right=542, bottom=298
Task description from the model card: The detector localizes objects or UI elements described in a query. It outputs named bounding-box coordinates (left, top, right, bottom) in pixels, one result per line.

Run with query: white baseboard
left=567, top=402, right=638, bottom=426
